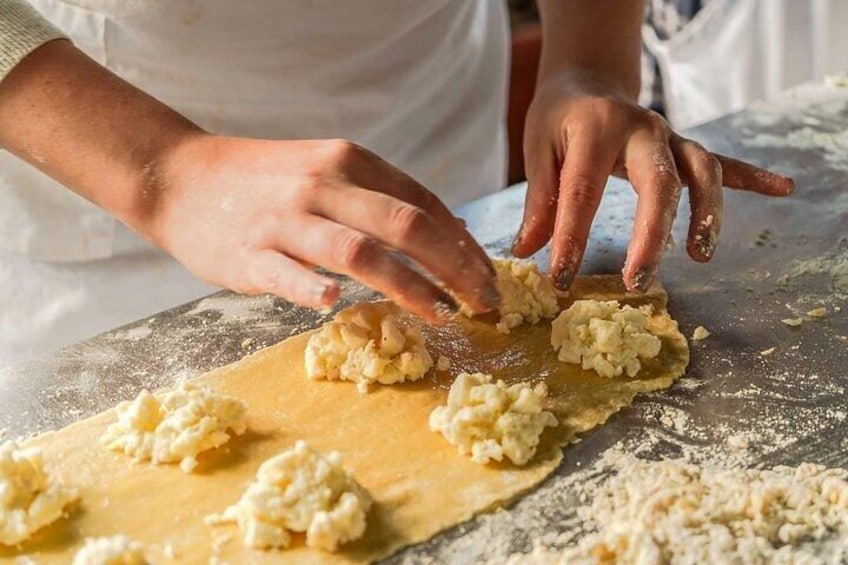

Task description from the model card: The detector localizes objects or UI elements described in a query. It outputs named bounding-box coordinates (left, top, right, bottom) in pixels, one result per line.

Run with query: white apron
left=0, top=0, right=509, bottom=367
left=643, top=0, right=848, bottom=129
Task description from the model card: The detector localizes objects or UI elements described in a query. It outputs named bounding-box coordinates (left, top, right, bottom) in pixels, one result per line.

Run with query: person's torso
left=1, top=0, right=509, bottom=261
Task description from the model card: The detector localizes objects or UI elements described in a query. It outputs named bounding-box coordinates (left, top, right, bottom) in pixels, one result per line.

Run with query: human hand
left=144, top=135, right=499, bottom=323
left=512, top=69, right=795, bottom=292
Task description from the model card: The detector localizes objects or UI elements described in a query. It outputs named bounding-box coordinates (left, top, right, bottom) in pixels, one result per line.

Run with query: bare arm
left=0, top=41, right=499, bottom=321
left=0, top=40, right=202, bottom=235
left=515, top=0, right=794, bottom=291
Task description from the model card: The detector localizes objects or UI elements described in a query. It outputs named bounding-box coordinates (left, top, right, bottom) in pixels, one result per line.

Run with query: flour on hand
left=206, top=440, right=371, bottom=552
left=101, top=383, right=247, bottom=473
left=551, top=300, right=661, bottom=378
left=305, top=302, right=433, bottom=393
left=429, top=373, right=557, bottom=466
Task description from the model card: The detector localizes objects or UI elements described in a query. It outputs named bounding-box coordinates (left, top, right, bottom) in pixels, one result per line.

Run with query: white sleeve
left=0, top=0, right=66, bottom=82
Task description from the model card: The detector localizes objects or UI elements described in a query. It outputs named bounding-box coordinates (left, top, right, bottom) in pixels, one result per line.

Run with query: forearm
left=536, top=0, right=644, bottom=99
left=0, top=40, right=204, bottom=238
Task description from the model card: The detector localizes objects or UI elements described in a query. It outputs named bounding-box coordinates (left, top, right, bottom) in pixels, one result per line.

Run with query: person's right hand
left=141, top=135, right=499, bottom=324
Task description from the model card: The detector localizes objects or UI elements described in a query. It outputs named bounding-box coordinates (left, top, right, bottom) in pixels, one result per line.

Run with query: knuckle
left=564, top=173, right=602, bottom=207
left=702, top=154, right=723, bottom=183
left=388, top=204, right=429, bottom=241
left=336, top=232, right=375, bottom=269
left=324, top=138, right=360, bottom=164
left=642, top=110, right=671, bottom=136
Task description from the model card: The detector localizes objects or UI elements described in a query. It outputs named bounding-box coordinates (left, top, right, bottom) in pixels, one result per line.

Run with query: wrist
left=538, top=67, right=639, bottom=102
left=124, top=126, right=210, bottom=247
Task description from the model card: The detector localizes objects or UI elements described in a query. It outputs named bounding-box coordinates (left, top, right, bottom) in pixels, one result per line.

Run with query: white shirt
left=0, top=0, right=509, bottom=262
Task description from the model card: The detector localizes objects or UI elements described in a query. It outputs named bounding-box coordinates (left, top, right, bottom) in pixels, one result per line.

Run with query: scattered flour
left=184, top=294, right=277, bottom=325
left=497, top=453, right=848, bottom=565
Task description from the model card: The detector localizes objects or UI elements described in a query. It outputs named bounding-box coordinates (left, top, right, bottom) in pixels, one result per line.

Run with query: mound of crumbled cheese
left=72, top=535, right=148, bottom=565
left=503, top=455, right=848, bottom=564
left=0, top=441, right=78, bottom=545
left=207, top=440, right=371, bottom=552
left=460, top=259, right=559, bottom=334
left=101, top=383, right=247, bottom=473
left=429, top=373, right=558, bottom=465
left=550, top=300, right=661, bottom=378
left=305, top=303, right=433, bottom=393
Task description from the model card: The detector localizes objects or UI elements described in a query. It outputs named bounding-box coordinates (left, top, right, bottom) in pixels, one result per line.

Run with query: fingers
left=549, top=132, right=621, bottom=290
left=245, top=250, right=339, bottom=309
left=715, top=153, right=795, bottom=196
left=313, top=186, right=499, bottom=313
left=341, top=142, right=496, bottom=276
left=512, top=145, right=559, bottom=258
left=623, top=133, right=683, bottom=292
left=278, top=215, right=460, bottom=324
left=671, top=136, right=723, bottom=262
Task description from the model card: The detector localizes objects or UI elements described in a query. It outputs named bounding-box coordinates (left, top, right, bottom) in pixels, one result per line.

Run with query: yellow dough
left=0, top=276, right=688, bottom=564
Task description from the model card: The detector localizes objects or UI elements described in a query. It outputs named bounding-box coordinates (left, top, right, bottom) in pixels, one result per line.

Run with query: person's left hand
left=512, top=69, right=795, bottom=292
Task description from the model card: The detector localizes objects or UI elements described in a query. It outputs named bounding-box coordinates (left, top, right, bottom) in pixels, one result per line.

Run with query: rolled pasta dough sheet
left=1, top=276, right=689, bottom=564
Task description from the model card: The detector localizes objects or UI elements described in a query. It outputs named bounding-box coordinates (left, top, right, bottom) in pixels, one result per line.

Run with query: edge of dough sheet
left=1, top=275, right=689, bottom=564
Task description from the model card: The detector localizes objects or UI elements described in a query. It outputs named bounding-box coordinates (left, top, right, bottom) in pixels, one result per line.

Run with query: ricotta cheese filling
left=71, top=535, right=148, bottom=565
left=429, top=372, right=557, bottom=465
left=207, top=440, right=371, bottom=552
left=305, top=302, right=433, bottom=393
left=461, top=259, right=559, bottom=334
left=101, top=383, right=247, bottom=473
left=0, top=440, right=78, bottom=545
left=551, top=299, right=661, bottom=378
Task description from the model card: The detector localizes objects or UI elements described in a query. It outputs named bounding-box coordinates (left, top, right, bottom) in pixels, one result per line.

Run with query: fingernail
left=314, top=280, right=338, bottom=307
left=629, top=266, right=656, bottom=293
left=554, top=266, right=575, bottom=291
left=479, top=282, right=501, bottom=311
left=511, top=225, right=525, bottom=252
left=433, top=294, right=460, bottom=320
left=694, top=229, right=717, bottom=259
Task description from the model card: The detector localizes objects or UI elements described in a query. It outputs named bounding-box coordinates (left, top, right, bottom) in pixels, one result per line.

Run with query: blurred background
left=505, top=0, right=848, bottom=184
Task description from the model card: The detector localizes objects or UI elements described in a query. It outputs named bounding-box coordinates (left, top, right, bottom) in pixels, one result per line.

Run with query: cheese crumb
left=691, top=325, right=711, bottom=341
left=71, top=535, right=147, bottom=565
left=499, top=455, right=848, bottom=564
left=305, top=303, right=433, bottom=393
left=550, top=300, right=662, bottom=378
left=101, top=383, right=247, bottom=473
left=782, top=317, right=804, bottom=327
left=0, top=441, right=77, bottom=545
left=207, top=441, right=371, bottom=552
left=807, top=307, right=828, bottom=318
left=436, top=355, right=451, bottom=372
left=429, top=373, right=557, bottom=465
left=460, top=259, right=559, bottom=334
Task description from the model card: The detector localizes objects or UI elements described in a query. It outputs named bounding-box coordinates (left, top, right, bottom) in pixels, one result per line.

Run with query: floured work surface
left=1, top=276, right=688, bottom=564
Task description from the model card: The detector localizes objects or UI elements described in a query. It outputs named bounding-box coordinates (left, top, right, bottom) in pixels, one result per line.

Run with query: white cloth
left=643, top=0, right=848, bottom=129
left=0, top=0, right=510, bottom=367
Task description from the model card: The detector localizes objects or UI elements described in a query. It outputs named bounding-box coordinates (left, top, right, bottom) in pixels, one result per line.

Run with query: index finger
left=345, top=144, right=497, bottom=277
left=714, top=154, right=795, bottom=196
